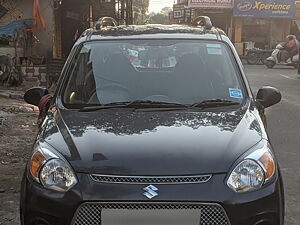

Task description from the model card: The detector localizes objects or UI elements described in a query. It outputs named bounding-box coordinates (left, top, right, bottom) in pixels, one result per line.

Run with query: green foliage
left=146, top=7, right=172, bottom=24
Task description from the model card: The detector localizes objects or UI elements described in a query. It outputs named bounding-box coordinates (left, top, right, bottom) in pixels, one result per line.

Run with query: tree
left=133, top=0, right=150, bottom=14
left=147, top=7, right=172, bottom=25
left=149, top=13, right=169, bottom=24
left=160, top=7, right=172, bottom=16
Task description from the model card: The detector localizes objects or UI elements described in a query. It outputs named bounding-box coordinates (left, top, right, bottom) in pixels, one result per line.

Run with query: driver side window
left=64, top=50, right=97, bottom=105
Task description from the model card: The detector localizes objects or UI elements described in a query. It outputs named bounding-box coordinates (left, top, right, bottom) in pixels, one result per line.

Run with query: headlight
left=227, top=141, right=276, bottom=193
left=29, top=143, right=78, bottom=192
left=40, top=158, right=78, bottom=192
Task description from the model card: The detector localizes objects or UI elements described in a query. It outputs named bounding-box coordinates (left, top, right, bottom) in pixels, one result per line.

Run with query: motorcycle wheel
left=265, top=60, right=275, bottom=68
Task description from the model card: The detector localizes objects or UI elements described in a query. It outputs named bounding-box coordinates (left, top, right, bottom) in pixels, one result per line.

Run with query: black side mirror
left=256, top=86, right=281, bottom=109
left=24, top=87, right=49, bottom=106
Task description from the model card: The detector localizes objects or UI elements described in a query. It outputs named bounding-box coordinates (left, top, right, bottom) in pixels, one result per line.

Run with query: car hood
left=43, top=106, right=263, bottom=175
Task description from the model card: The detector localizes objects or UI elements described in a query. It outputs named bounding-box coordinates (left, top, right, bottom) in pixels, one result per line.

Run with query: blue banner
left=233, top=0, right=295, bottom=18
left=0, top=19, right=32, bottom=40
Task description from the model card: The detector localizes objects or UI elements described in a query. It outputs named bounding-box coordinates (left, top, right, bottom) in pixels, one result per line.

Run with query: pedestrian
left=284, top=35, right=298, bottom=63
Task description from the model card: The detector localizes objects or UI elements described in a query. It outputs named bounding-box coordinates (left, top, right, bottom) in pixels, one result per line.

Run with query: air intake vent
left=90, top=174, right=212, bottom=184
left=72, top=202, right=230, bottom=225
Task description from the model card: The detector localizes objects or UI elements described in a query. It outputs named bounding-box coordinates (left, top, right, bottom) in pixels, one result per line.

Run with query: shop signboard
left=173, top=3, right=185, bottom=18
left=188, top=0, right=232, bottom=8
left=233, top=0, right=295, bottom=18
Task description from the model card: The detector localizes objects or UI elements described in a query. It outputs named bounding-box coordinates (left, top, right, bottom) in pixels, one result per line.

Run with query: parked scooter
left=265, top=44, right=299, bottom=69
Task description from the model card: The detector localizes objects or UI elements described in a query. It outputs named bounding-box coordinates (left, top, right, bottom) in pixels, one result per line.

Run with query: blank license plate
left=101, top=209, right=201, bottom=225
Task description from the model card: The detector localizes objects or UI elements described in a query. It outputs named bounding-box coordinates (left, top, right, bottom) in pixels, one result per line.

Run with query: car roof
left=76, top=24, right=228, bottom=43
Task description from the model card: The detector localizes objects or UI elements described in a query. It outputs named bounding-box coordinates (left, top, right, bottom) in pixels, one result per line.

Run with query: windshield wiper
left=191, top=99, right=240, bottom=108
left=79, top=100, right=187, bottom=112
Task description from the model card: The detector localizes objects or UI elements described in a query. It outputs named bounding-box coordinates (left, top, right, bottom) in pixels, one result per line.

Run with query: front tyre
left=265, top=60, right=275, bottom=68
left=20, top=209, right=24, bottom=225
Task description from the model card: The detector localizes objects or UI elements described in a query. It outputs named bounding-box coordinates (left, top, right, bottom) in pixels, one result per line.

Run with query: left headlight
left=227, top=141, right=276, bottom=193
left=29, top=142, right=78, bottom=192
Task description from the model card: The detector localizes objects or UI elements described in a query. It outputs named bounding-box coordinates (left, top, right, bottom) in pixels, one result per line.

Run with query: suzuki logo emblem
left=143, top=185, right=158, bottom=199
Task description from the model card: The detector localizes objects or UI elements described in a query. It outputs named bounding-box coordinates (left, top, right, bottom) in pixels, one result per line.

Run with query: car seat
left=171, top=54, right=211, bottom=104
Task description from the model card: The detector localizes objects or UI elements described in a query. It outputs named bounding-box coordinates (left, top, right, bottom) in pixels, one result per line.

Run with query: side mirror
left=256, top=86, right=281, bottom=109
left=24, top=87, right=49, bottom=106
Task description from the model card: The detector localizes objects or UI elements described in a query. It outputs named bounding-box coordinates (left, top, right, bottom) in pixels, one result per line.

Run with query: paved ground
left=0, top=65, right=299, bottom=225
left=0, top=96, right=37, bottom=225
left=245, top=65, right=300, bottom=225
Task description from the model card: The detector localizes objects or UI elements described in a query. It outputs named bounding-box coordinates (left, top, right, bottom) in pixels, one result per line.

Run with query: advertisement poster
left=188, top=0, right=232, bottom=8
left=233, top=0, right=295, bottom=18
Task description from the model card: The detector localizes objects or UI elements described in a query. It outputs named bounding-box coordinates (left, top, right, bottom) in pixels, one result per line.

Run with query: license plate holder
left=101, top=208, right=201, bottom=225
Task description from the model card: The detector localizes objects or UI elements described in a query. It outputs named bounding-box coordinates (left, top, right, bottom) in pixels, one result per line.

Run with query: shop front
left=53, top=0, right=133, bottom=58
left=233, top=0, right=295, bottom=54
left=188, top=0, right=233, bottom=35
left=292, top=1, right=300, bottom=39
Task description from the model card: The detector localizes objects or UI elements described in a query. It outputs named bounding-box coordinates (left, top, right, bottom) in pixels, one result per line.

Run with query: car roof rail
left=95, top=17, right=118, bottom=30
left=191, top=16, right=213, bottom=30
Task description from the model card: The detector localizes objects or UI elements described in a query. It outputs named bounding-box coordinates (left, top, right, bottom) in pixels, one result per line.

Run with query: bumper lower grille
left=72, top=202, right=230, bottom=225
left=90, top=174, right=212, bottom=184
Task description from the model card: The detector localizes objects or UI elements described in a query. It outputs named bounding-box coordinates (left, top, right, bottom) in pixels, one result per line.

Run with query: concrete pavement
left=245, top=65, right=300, bottom=225
left=0, top=90, right=24, bottom=100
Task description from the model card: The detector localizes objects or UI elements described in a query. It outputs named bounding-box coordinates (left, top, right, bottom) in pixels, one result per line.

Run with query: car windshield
left=63, top=40, right=245, bottom=107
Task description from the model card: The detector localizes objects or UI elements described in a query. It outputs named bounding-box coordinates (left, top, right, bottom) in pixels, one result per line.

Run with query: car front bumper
left=20, top=172, right=284, bottom=225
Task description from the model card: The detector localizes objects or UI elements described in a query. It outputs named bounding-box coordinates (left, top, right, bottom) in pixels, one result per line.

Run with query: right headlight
left=227, top=141, right=276, bottom=193
left=29, top=142, right=78, bottom=192
left=39, top=158, right=77, bottom=192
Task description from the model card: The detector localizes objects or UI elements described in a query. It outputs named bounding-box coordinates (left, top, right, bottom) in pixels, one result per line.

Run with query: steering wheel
left=88, top=83, right=131, bottom=104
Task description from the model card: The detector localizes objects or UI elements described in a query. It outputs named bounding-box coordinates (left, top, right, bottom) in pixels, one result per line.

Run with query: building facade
left=53, top=0, right=133, bottom=58
left=189, top=0, right=232, bottom=36
left=0, top=0, right=55, bottom=59
left=0, top=0, right=133, bottom=87
left=174, top=0, right=296, bottom=54
left=233, top=0, right=295, bottom=53
left=0, top=0, right=133, bottom=60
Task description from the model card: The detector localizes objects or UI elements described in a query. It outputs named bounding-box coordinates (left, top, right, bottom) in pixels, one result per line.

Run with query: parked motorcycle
left=265, top=44, right=299, bottom=69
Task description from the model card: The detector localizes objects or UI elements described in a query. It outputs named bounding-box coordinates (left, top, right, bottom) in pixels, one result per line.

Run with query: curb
left=0, top=92, right=10, bottom=99
left=0, top=92, right=24, bottom=100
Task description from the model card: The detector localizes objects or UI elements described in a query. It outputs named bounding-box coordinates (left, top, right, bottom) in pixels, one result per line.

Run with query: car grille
left=71, top=202, right=230, bottom=225
left=90, top=174, right=212, bottom=184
